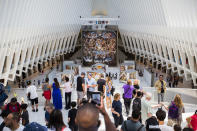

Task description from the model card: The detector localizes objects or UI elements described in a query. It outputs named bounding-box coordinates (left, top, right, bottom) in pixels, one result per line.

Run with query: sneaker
left=32, top=109, right=35, bottom=112
left=36, top=109, right=38, bottom=112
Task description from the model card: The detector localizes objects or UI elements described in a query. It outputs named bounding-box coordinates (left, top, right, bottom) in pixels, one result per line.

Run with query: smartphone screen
left=91, top=92, right=101, bottom=105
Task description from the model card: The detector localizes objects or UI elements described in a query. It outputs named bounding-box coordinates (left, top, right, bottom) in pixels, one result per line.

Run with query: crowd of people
left=0, top=72, right=196, bottom=131
left=82, top=31, right=117, bottom=66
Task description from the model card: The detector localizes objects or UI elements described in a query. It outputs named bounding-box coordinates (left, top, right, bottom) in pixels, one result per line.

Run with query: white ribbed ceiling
left=0, top=0, right=197, bottom=86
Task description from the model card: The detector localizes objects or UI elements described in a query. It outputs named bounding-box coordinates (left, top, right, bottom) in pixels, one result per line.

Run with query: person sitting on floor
left=4, top=97, right=20, bottom=113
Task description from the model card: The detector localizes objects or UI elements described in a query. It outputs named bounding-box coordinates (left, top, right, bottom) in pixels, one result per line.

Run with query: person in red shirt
left=4, top=97, right=20, bottom=113
left=186, top=110, right=197, bottom=131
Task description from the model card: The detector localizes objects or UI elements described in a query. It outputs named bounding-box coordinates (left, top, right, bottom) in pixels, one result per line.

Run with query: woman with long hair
left=48, top=110, right=70, bottom=131
left=52, top=78, right=62, bottom=110
left=42, top=78, right=51, bottom=110
left=61, top=76, right=72, bottom=110
left=106, top=77, right=112, bottom=109
left=162, top=94, right=185, bottom=126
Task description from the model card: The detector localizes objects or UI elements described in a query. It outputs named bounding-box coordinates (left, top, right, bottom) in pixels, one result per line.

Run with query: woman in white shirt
left=61, top=76, right=72, bottom=110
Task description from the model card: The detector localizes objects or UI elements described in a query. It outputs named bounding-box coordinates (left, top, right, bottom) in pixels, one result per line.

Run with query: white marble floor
left=1, top=67, right=197, bottom=131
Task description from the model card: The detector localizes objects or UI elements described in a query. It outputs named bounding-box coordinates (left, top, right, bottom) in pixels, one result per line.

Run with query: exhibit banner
left=82, top=31, right=117, bottom=66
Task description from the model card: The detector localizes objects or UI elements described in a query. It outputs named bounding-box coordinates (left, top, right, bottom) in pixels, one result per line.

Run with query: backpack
left=111, top=86, right=115, bottom=96
left=23, top=122, right=47, bottom=131
left=168, top=102, right=179, bottom=119
left=124, top=120, right=144, bottom=131
left=132, top=98, right=141, bottom=111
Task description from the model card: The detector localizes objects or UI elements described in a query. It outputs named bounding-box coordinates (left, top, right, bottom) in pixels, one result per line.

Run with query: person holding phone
left=75, top=96, right=116, bottom=131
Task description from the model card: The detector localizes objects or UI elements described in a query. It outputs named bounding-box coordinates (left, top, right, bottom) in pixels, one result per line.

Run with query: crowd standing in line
left=0, top=72, right=196, bottom=131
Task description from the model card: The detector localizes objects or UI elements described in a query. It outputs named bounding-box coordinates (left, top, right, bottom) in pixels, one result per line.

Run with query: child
left=45, top=103, right=54, bottom=126
left=68, top=101, right=78, bottom=131
left=21, top=104, right=29, bottom=126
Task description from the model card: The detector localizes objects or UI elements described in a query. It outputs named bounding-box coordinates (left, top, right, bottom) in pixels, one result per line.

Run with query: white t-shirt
left=2, top=127, right=10, bottom=131
left=141, top=97, right=153, bottom=122
left=159, top=125, right=173, bottom=131
left=26, top=85, right=38, bottom=99
left=4, top=125, right=24, bottom=131
left=61, top=82, right=72, bottom=93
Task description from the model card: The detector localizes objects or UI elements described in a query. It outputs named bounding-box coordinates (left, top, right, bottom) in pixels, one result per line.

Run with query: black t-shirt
left=160, top=80, right=164, bottom=93
left=68, top=108, right=77, bottom=126
left=132, top=98, right=141, bottom=111
left=21, top=110, right=29, bottom=126
left=97, top=79, right=106, bottom=92
left=112, top=100, right=122, bottom=115
left=134, top=85, right=140, bottom=90
left=77, top=76, right=85, bottom=91
left=145, top=116, right=160, bottom=131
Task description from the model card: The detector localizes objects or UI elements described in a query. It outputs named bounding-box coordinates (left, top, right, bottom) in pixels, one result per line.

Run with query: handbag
left=111, top=86, right=115, bottom=96
left=0, top=92, right=8, bottom=103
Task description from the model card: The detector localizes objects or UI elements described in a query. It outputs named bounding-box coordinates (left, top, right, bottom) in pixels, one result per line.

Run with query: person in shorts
left=76, top=72, right=85, bottom=105
left=26, top=81, right=39, bottom=112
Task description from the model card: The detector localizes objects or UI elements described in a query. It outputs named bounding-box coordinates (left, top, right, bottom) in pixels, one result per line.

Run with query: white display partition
left=143, top=68, right=152, bottom=87
left=126, top=69, right=137, bottom=84
left=63, top=61, right=75, bottom=71
left=119, top=61, right=136, bottom=83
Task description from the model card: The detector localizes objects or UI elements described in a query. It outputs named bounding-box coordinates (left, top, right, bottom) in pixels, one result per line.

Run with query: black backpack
left=132, top=98, right=141, bottom=111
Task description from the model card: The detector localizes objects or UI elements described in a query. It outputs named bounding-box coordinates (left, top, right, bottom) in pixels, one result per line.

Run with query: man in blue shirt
left=87, top=74, right=97, bottom=100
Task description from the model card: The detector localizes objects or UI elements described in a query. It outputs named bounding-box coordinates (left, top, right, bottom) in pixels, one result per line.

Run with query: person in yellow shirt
left=154, top=75, right=167, bottom=104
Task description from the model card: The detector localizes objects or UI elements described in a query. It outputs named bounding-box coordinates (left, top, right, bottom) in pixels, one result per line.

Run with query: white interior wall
left=0, top=0, right=92, bottom=84
left=107, top=0, right=197, bottom=85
